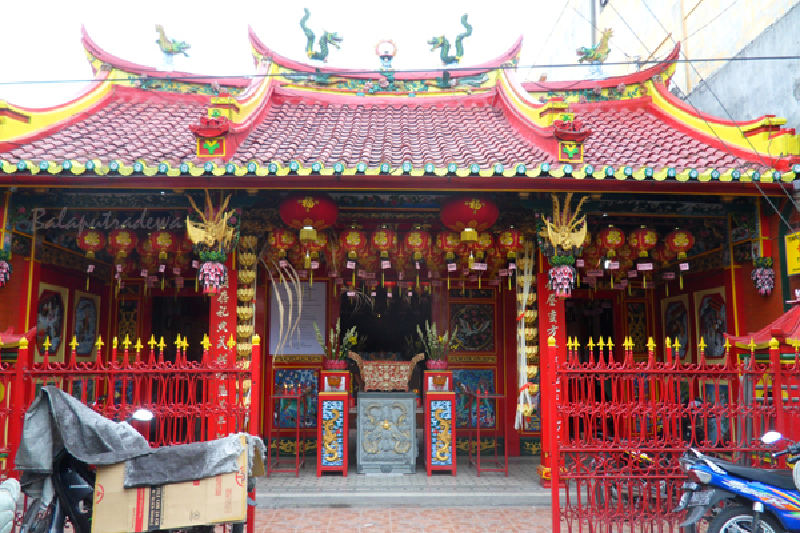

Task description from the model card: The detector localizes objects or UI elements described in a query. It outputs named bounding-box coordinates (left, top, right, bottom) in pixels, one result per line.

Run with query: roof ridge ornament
left=428, top=14, right=472, bottom=65
left=300, top=8, right=343, bottom=62
left=155, top=24, right=190, bottom=59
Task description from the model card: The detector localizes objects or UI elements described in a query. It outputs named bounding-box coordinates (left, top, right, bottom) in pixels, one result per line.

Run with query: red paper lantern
left=150, top=230, right=177, bottom=261
left=665, top=229, right=694, bottom=260
left=651, top=242, right=675, bottom=266
left=404, top=228, right=432, bottom=262
left=341, top=227, right=369, bottom=260
left=138, top=236, right=154, bottom=257
left=371, top=226, right=397, bottom=259
left=279, top=194, right=338, bottom=243
left=435, top=231, right=461, bottom=262
left=440, top=196, right=499, bottom=243
left=628, top=226, right=658, bottom=258
left=108, top=229, right=137, bottom=259
left=597, top=226, right=626, bottom=257
left=76, top=230, right=106, bottom=259
left=498, top=228, right=524, bottom=260
left=268, top=227, right=297, bottom=260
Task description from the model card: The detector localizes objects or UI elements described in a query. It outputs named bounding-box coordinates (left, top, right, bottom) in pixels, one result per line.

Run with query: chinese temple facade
left=1, top=25, right=799, bottom=465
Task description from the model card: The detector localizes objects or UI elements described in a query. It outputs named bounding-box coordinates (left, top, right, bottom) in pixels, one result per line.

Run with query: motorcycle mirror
left=131, top=408, right=153, bottom=422
left=762, top=431, right=783, bottom=444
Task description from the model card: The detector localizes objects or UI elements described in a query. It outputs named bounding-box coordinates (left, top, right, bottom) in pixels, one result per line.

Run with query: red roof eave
left=81, top=26, right=250, bottom=88
left=522, top=43, right=680, bottom=92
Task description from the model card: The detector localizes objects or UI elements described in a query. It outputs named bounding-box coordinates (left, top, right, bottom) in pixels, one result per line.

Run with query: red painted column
left=207, top=255, right=238, bottom=439
left=537, top=270, right=566, bottom=483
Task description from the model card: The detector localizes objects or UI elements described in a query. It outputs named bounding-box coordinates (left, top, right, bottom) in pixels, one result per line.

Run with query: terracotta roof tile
left=0, top=96, right=207, bottom=164
left=580, top=105, right=755, bottom=170
left=233, top=102, right=553, bottom=167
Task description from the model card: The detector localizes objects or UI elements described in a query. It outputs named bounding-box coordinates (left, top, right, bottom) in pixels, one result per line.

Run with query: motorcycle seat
left=710, top=458, right=796, bottom=491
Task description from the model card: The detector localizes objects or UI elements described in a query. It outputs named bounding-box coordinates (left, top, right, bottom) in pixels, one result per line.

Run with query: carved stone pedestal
left=356, top=392, right=417, bottom=474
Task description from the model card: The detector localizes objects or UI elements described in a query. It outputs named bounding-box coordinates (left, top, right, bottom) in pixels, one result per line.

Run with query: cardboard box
left=92, top=436, right=260, bottom=533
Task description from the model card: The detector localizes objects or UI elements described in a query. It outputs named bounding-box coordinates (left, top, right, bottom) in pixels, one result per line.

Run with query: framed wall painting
left=624, top=300, right=648, bottom=359
left=36, top=283, right=68, bottom=362
left=693, top=287, right=728, bottom=364
left=451, top=368, right=496, bottom=429
left=660, top=294, right=691, bottom=361
left=73, top=291, right=100, bottom=361
left=449, top=303, right=495, bottom=353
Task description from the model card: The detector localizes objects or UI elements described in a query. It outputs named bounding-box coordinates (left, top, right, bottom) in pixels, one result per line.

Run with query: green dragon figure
left=428, top=14, right=472, bottom=65
left=300, top=8, right=343, bottom=62
left=155, top=25, right=190, bottom=57
left=577, top=28, right=612, bottom=63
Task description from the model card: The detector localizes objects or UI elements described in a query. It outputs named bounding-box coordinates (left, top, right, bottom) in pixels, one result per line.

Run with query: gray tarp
left=16, top=386, right=264, bottom=502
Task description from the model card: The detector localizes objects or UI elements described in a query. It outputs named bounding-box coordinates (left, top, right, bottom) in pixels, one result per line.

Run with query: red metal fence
left=0, top=332, right=261, bottom=479
left=546, top=336, right=800, bottom=532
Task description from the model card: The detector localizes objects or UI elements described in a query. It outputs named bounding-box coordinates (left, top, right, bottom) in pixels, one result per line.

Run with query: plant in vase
left=314, top=319, right=363, bottom=370
left=416, top=320, right=458, bottom=369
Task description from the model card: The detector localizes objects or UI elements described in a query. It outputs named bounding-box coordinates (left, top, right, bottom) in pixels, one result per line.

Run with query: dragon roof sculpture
left=428, top=14, right=472, bottom=66
left=300, top=8, right=343, bottom=62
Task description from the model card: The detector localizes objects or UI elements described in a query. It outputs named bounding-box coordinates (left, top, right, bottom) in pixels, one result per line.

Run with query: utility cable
left=638, top=0, right=797, bottom=230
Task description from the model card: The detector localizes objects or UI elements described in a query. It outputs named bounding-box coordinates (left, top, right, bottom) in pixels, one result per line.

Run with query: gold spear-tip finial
left=69, top=336, right=78, bottom=352
left=769, top=337, right=780, bottom=350
left=227, top=334, right=236, bottom=349
left=122, top=335, right=132, bottom=350
left=95, top=336, right=104, bottom=350
left=158, top=336, right=166, bottom=350
left=201, top=334, right=212, bottom=351
left=646, top=337, right=656, bottom=352
left=747, top=337, right=756, bottom=355
left=43, top=337, right=52, bottom=352
left=134, top=339, right=144, bottom=353
left=698, top=337, right=707, bottom=354
left=147, top=335, right=157, bottom=350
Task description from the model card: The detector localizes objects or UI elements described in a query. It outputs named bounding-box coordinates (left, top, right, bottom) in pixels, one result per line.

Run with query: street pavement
left=253, top=457, right=554, bottom=532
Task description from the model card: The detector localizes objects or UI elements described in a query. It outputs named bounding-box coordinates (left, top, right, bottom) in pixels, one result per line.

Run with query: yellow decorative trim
left=0, top=76, right=115, bottom=143
left=647, top=79, right=800, bottom=158
left=273, top=354, right=322, bottom=363
left=448, top=354, right=497, bottom=363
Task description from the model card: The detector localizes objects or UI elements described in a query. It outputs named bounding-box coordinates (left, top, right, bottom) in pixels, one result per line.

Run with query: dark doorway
left=150, top=296, right=209, bottom=362
left=565, top=298, right=614, bottom=363
left=339, top=288, right=432, bottom=359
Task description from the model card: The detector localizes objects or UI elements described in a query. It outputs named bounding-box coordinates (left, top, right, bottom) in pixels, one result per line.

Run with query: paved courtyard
left=253, top=456, right=553, bottom=531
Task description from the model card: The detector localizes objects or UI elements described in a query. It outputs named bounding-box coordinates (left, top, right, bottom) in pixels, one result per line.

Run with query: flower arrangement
left=313, top=319, right=361, bottom=361
left=416, top=320, right=458, bottom=361
left=752, top=256, right=775, bottom=296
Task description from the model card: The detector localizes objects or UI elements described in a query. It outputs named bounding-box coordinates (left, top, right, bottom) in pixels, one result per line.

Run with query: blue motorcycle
left=675, top=432, right=800, bottom=533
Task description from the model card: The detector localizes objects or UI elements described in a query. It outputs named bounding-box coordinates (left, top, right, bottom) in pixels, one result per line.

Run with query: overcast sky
left=0, top=0, right=617, bottom=106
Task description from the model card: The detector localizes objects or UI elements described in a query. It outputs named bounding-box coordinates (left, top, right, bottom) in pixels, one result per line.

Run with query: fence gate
left=546, top=335, right=800, bottom=532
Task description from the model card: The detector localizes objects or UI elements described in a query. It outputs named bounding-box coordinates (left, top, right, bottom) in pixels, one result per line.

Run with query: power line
left=637, top=0, right=798, bottom=231
left=2, top=54, right=800, bottom=86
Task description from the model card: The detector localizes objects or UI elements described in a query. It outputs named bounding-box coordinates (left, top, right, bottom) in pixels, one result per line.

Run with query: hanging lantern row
left=578, top=225, right=697, bottom=292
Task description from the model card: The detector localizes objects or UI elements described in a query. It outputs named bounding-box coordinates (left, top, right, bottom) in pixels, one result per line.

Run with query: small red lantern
left=371, top=226, right=398, bottom=259
left=498, top=228, right=524, bottom=263
left=279, top=194, right=338, bottom=243
left=628, top=226, right=658, bottom=258
left=138, top=237, right=154, bottom=257
left=666, top=228, right=694, bottom=289
left=109, top=229, right=137, bottom=259
left=341, top=227, right=368, bottom=286
left=76, top=229, right=106, bottom=259
left=341, top=227, right=368, bottom=260
left=404, top=228, right=432, bottom=289
left=440, top=196, right=499, bottom=243
left=404, top=228, right=432, bottom=262
left=596, top=226, right=625, bottom=257
left=303, top=232, right=328, bottom=286
left=268, top=227, right=297, bottom=261
left=150, top=230, right=177, bottom=262
left=665, top=229, right=694, bottom=260
left=435, top=232, right=460, bottom=262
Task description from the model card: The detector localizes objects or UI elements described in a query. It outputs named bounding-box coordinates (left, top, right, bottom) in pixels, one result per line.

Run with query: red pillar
left=537, top=270, right=565, bottom=484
